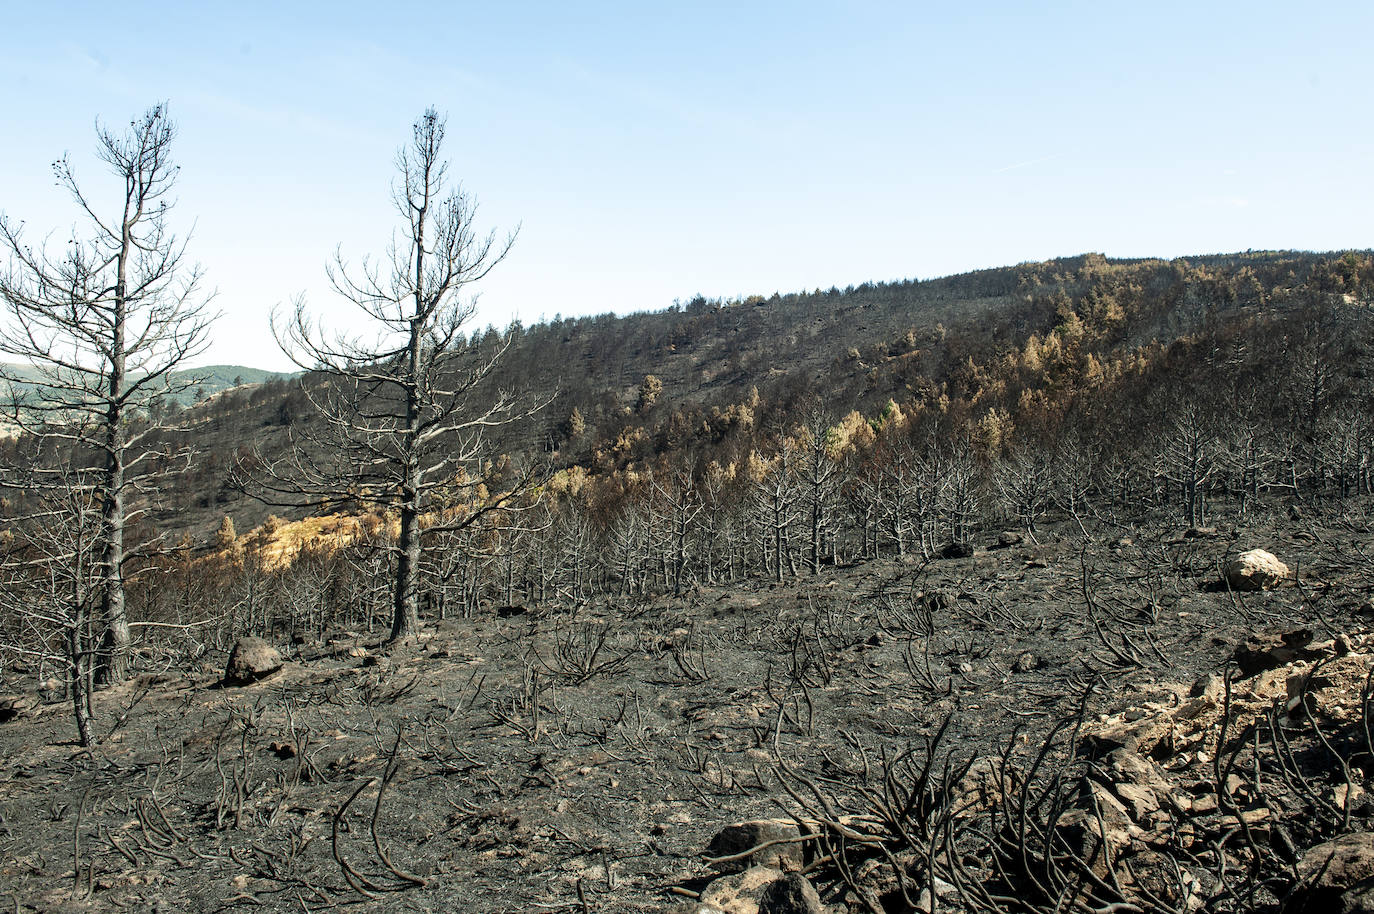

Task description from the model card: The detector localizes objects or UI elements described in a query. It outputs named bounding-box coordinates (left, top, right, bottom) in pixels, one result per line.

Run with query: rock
left=1293, top=832, right=1374, bottom=913
left=1223, top=549, right=1290, bottom=591
left=38, top=678, right=63, bottom=703
left=1081, top=711, right=1176, bottom=760
left=1122, top=849, right=1203, bottom=912
left=224, top=637, right=283, bottom=685
left=953, top=756, right=1015, bottom=815
left=915, top=876, right=960, bottom=913
left=1233, top=641, right=1300, bottom=677
left=758, top=873, right=824, bottom=914
left=922, top=591, right=955, bottom=613
left=997, top=530, right=1024, bottom=547
left=696, top=870, right=823, bottom=914
left=1282, top=629, right=1316, bottom=648
left=1056, top=798, right=1140, bottom=881
left=706, top=820, right=804, bottom=873
left=1013, top=652, right=1037, bottom=673
left=1184, top=526, right=1218, bottom=538
left=0, top=694, right=35, bottom=723
left=669, top=904, right=728, bottom=914
left=1099, top=748, right=1173, bottom=822
left=1103, top=748, right=1171, bottom=791
left=940, top=541, right=974, bottom=560
left=1287, top=670, right=1338, bottom=713
left=1233, top=630, right=1317, bottom=678
left=1338, top=885, right=1374, bottom=914
left=1334, top=783, right=1366, bottom=811
left=1113, top=782, right=1161, bottom=822
left=1190, top=794, right=1219, bottom=815
left=1082, top=780, right=1139, bottom=842
left=1188, top=673, right=1222, bottom=700
left=699, top=866, right=786, bottom=914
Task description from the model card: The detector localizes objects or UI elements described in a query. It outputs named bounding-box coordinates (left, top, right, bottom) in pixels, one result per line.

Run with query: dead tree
left=1287, top=295, right=1345, bottom=489
left=607, top=495, right=650, bottom=598
left=798, top=409, right=841, bottom=574
left=842, top=469, right=877, bottom=562
left=994, top=443, right=1051, bottom=536
left=0, top=457, right=104, bottom=746
left=750, top=441, right=802, bottom=582
left=936, top=434, right=981, bottom=546
left=1161, top=400, right=1219, bottom=527
left=872, top=440, right=918, bottom=559
left=0, top=104, right=215, bottom=684
left=652, top=467, right=703, bottom=596
left=1051, top=431, right=1097, bottom=535
left=253, top=109, right=545, bottom=645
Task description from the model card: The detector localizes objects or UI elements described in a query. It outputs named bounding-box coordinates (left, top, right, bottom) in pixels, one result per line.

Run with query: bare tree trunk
left=69, top=623, right=94, bottom=748
left=97, top=434, right=129, bottom=684
left=390, top=207, right=427, bottom=643
left=97, top=235, right=132, bottom=684
left=393, top=498, right=422, bottom=641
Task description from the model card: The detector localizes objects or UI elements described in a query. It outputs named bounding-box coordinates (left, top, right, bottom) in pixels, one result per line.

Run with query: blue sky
left=1, top=1, right=1370, bottom=370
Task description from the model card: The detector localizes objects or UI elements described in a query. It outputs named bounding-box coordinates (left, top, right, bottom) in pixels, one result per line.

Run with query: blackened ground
left=1, top=506, right=1372, bottom=913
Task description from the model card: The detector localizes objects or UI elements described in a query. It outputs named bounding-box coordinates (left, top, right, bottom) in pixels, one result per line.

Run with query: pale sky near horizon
left=1, top=1, right=1371, bottom=371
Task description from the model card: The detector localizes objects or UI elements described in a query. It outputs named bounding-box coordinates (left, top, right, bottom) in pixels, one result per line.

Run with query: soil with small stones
left=2, top=511, right=1372, bottom=913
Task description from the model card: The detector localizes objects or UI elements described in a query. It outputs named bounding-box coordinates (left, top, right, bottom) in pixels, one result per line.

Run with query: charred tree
left=0, top=104, right=214, bottom=684
left=254, top=109, right=544, bottom=645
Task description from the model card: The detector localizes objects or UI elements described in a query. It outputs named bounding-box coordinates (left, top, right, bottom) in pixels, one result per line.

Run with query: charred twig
left=532, top=621, right=635, bottom=684
left=72, top=787, right=90, bottom=900
left=330, top=726, right=426, bottom=898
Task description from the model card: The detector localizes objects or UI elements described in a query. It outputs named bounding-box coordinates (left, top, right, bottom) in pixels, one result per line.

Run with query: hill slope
left=150, top=248, right=1373, bottom=536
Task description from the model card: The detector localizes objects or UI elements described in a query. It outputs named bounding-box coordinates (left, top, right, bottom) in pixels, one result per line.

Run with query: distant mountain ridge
left=0, top=362, right=293, bottom=408
left=180, top=366, right=295, bottom=402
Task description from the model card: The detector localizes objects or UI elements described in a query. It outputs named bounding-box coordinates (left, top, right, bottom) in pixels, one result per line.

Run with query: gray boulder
left=224, top=637, right=283, bottom=685
left=706, top=820, right=803, bottom=873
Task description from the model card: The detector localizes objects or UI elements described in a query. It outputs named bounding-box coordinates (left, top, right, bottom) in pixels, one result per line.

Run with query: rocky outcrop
left=672, top=627, right=1374, bottom=914
left=1083, top=631, right=1374, bottom=759
left=1233, top=628, right=1316, bottom=677
left=756, top=873, right=824, bottom=914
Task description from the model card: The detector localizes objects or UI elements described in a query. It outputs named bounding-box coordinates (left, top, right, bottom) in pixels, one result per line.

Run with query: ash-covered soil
left=2, top=511, right=1373, bottom=913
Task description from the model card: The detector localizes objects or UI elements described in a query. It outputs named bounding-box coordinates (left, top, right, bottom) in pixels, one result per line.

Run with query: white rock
left=1223, top=549, right=1290, bottom=591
